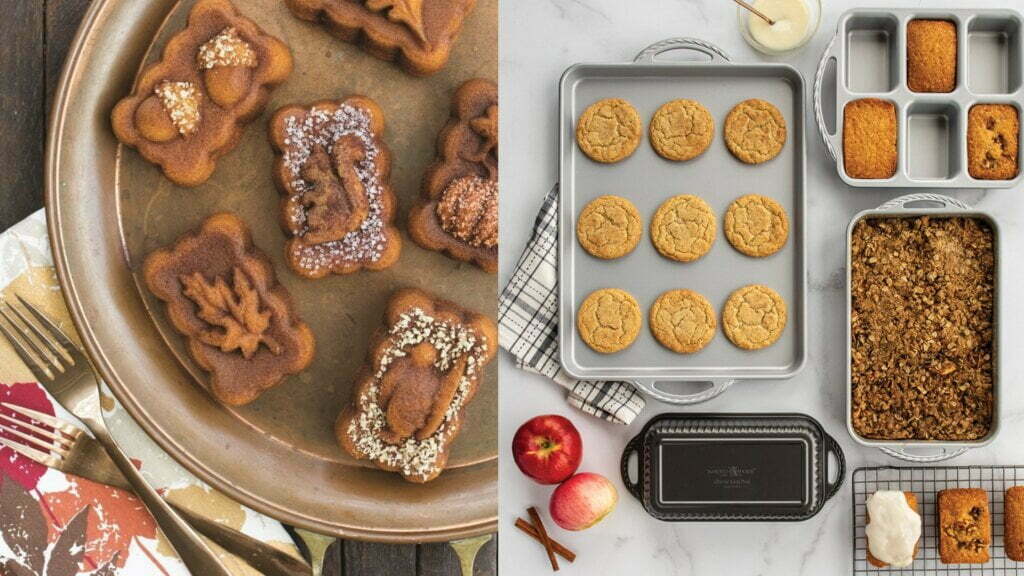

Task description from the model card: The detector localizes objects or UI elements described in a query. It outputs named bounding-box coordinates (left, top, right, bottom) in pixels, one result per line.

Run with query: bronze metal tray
left=46, top=0, right=497, bottom=542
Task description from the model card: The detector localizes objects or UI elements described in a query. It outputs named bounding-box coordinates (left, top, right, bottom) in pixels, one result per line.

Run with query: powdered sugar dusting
left=281, top=105, right=387, bottom=273
left=347, top=308, right=489, bottom=481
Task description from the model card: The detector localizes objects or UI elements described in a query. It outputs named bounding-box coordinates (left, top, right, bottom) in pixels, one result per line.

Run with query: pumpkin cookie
left=577, top=195, right=642, bottom=259
left=649, top=289, right=716, bottom=354
left=724, top=99, right=787, bottom=164
left=576, top=289, right=642, bottom=354
left=724, top=194, right=789, bottom=257
left=650, top=194, right=716, bottom=262
left=649, top=99, right=714, bottom=161
left=576, top=98, right=642, bottom=163
left=722, top=285, right=787, bottom=350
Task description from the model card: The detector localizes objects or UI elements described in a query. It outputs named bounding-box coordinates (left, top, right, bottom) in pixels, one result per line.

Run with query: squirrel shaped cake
left=111, top=0, right=293, bottom=187
left=408, top=78, right=497, bottom=273
left=143, top=213, right=316, bottom=406
left=268, top=96, right=402, bottom=278
left=336, top=288, right=496, bottom=483
left=283, top=0, right=476, bottom=76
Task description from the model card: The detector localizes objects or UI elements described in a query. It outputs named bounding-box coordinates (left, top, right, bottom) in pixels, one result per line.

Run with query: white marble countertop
left=498, top=0, right=1024, bottom=574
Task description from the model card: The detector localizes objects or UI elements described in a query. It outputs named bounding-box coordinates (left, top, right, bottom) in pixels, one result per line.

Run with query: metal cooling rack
left=853, top=466, right=1024, bottom=575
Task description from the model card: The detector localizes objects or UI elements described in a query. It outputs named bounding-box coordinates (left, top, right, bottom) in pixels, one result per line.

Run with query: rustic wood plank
left=471, top=536, right=497, bottom=576
left=45, top=0, right=92, bottom=110
left=0, top=1, right=45, bottom=232
left=322, top=539, right=343, bottom=576
left=343, top=541, right=417, bottom=576
left=417, top=535, right=497, bottom=576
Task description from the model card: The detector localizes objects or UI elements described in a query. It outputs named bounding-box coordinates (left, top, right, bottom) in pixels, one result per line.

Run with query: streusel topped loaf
left=336, top=288, right=496, bottom=483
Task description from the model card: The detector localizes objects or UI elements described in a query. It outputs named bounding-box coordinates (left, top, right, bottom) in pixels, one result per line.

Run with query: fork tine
left=0, top=421, right=72, bottom=457
left=0, top=312, right=54, bottom=381
left=0, top=436, right=61, bottom=468
left=0, top=413, right=73, bottom=443
left=15, top=295, right=78, bottom=366
left=9, top=298, right=74, bottom=366
left=1, top=402, right=81, bottom=436
left=0, top=301, right=65, bottom=374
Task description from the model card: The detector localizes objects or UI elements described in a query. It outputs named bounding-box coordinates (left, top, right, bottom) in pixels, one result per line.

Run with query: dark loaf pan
left=621, top=413, right=845, bottom=521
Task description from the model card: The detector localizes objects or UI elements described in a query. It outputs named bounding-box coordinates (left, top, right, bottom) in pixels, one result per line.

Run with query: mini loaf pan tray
left=814, top=8, right=1024, bottom=188
left=620, top=413, right=845, bottom=521
left=558, top=38, right=807, bottom=406
left=846, top=193, right=1003, bottom=463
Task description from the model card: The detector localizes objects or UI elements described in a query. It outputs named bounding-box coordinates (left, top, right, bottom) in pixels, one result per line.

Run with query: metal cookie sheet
left=557, top=38, right=807, bottom=405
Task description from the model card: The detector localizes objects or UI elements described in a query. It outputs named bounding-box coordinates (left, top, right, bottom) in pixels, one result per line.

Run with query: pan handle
left=877, top=193, right=971, bottom=211
left=878, top=446, right=970, bottom=463
left=633, top=38, right=730, bottom=65
left=823, top=434, right=846, bottom=501
left=620, top=433, right=644, bottom=501
left=813, top=34, right=840, bottom=161
left=633, top=378, right=735, bottom=405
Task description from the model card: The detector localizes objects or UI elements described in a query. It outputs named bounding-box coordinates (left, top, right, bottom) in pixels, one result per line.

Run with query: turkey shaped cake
left=111, top=0, right=293, bottom=187
left=409, top=78, right=498, bottom=273
left=269, top=96, right=402, bottom=278
left=336, top=288, right=496, bottom=483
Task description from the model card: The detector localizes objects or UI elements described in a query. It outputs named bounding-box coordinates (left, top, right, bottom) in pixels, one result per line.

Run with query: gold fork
left=0, top=295, right=234, bottom=576
left=0, top=402, right=312, bottom=576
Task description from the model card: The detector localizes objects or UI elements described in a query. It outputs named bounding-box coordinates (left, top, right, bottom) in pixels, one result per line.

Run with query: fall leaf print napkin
left=0, top=210, right=302, bottom=576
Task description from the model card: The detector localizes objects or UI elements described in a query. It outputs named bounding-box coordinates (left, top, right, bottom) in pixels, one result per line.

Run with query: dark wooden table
left=1, top=1, right=497, bottom=574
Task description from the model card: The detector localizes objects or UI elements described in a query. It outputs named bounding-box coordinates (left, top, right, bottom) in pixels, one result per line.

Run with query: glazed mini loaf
left=142, top=213, right=316, bottom=406
left=111, top=0, right=292, bottom=187
left=938, top=488, right=991, bottom=564
left=409, top=78, right=498, bottom=273
left=283, top=0, right=477, bottom=76
left=843, top=98, right=897, bottom=180
left=866, top=491, right=920, bottom=568
left=268, top=96, right=402, bottom=278
left=336, top=288, right=497, bottom=483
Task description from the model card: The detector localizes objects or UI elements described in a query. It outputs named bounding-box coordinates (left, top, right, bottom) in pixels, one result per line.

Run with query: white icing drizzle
left=347, top=308, right=488, bottom=480
left=866, top=491, right=922, bottom=567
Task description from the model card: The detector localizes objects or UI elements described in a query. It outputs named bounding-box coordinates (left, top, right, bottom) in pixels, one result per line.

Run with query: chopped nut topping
left=154, top=80, right=201, bottom=136
left=181, top=267, right=282, bottom=359
left=436, top=176, right=498, bottom=249
left=197, top=27, right=258, bottom=69
left=851, top=217, right=994, bottom=440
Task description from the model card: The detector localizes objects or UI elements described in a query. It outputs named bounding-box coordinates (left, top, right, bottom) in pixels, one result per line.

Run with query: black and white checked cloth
left=499, top=185, right=645, bottom=425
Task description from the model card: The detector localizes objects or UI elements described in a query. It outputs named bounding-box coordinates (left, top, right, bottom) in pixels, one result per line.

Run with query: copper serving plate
left=46, top=0, right=497, bottom=542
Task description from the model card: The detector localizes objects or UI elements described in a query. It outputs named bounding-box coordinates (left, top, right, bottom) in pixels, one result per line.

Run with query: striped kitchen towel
left=498, top=185, right=645, bottom=425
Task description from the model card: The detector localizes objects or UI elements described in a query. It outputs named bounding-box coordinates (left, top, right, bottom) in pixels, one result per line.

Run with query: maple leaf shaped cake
left=268, top=96, right=402, bottom=278
left=283, top=0, right=477, bottom=76
left=111, top=0, right=293, bottom=187
left=409, top=78, right=498, bottom=273
left=336, top=288, right=496, bottom=483
left=143, top=213, right=315, bottom=406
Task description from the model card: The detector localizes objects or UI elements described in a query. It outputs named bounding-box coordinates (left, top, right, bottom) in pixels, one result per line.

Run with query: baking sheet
left=558, top=44, right=806, bottom=401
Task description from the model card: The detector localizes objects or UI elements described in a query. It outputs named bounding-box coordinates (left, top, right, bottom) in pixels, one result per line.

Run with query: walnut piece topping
left=181, top=267, right=282, bottom=359
left=197, top=27, right=258, bottom=69
left=154, top=80, right=201, bottom=136
left=436, top=176, right=498, bottom=249
left=851, top=217, right=994, bottom=441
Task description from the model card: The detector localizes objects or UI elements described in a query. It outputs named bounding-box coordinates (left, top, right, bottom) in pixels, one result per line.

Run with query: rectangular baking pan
left=846, top=193, right=1003, bottom=462
left=558, top=38, right=807, bottom=405
left=814, top=8, right=1024, bottom=188
left=621, top=413, right=845, bottom=521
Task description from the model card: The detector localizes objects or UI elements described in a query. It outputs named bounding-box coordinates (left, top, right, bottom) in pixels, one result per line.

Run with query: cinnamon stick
left=527, top=506, right=559, bottom=571
left=514, top=517, right=576, bottom=562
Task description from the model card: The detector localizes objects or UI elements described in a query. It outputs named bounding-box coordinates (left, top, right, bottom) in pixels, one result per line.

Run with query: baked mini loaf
left=1007, top=486, right=1024, bottom=561
left=907, top=20, right=957, bottom=93
left=866, top=491, right=920, bottom=568
left=968, top=104, right=1020, bottom=180
left=283, top=0, right=476, bottom=76
left=111, top=0, right=292, bottom=187
left=409, top=79, right=498, bottom=273
left=269, top=96, right=402, bottom=278
left=143, top=213, right=316, bottom=406
left=336, top=288, right=496, bottom=483
left=843, top=99, right=897, bottom=180
left=938, top=488, right=991, bottom=564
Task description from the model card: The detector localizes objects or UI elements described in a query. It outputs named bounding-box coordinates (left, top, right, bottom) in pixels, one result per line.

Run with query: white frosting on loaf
left=865, top=491, right=922, bottom=567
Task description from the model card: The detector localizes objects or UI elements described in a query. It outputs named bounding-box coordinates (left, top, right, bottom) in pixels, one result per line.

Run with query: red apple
left=512, top=414, right=583, bottom=484
left=549, top=472, right=618, bottom=531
